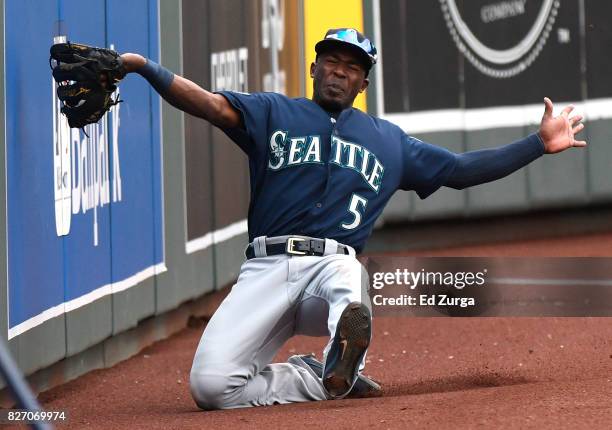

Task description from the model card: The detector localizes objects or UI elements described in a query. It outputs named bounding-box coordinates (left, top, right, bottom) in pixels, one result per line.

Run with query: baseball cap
left=315, top=28, right=378, bottom=73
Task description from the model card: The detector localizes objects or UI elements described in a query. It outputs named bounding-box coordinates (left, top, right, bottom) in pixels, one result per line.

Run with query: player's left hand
left=538, top=97, right=587, bottom=154
left=50, top=42, right=126, bottom=129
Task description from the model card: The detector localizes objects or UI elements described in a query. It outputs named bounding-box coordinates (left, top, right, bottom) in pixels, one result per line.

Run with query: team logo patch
left=267, top=130, right=322, bottom=170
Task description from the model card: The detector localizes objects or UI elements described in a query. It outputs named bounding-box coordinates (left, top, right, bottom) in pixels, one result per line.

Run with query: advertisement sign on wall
left=5, top=0, right=164, bottom=338
left=376, top=0, right=612, bottom=132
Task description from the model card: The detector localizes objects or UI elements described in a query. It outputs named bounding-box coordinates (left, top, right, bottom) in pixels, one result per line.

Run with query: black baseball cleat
left=289, top=354, right=381, bottom=398
left=322, top=302, right=372, bottom=398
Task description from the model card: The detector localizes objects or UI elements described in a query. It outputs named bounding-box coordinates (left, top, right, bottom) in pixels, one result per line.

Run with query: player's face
left=311, top=48, right=369, bottom=112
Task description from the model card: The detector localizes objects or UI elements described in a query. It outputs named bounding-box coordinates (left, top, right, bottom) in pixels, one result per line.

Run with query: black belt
left=245, top=236, right=351, bottom=259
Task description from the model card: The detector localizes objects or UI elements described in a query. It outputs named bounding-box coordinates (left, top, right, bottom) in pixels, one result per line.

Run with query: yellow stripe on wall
left=303, top=0, right=367, bottom=112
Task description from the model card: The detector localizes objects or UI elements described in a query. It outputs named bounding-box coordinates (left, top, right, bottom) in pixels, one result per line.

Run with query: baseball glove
left=50, top=42, right=126, bottom=129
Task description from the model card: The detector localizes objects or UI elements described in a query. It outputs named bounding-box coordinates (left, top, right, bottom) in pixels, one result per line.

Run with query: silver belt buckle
left=286, top=237, right=307, bottom=255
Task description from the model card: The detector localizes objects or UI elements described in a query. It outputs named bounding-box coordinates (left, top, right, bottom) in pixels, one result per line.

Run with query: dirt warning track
left=37, top=233, right=612, bottom=429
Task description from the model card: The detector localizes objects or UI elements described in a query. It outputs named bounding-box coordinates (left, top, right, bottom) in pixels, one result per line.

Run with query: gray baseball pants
left=189, top=237, right=370, bottom=409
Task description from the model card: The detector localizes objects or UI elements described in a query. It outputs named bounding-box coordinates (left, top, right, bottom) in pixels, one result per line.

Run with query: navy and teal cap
left=315, top=28, right=377, bottom=74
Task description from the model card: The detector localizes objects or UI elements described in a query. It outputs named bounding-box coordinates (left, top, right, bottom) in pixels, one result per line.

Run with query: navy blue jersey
left=219, top=91, right=457, bottom=253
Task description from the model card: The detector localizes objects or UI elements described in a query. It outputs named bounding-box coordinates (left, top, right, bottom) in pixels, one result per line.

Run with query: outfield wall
left=1, top=0, right=611, bottom=390
left=2, top=0, right=166, bottom=379
left=368, top=0, right=612, bottom=223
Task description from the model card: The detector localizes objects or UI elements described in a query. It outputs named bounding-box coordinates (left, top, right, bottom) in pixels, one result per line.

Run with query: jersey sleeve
left=399, top=134, right=458, bottom=199
left=216, top=91, right=273, bottom=156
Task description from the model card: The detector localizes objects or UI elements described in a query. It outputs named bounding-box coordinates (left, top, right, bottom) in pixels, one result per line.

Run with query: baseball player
left=52, top=28, right=586, bottom=410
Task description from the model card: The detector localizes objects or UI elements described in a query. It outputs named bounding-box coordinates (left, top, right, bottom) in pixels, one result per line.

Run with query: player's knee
left=190, top=372, right=236, bottom=410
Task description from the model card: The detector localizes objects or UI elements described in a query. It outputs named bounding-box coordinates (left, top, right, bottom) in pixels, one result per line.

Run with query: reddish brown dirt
left=36, top=233, right=612, bottom=429
left=392, top=231, right=612, bottom=257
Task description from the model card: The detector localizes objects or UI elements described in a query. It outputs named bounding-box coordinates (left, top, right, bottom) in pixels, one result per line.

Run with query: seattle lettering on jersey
left=267, top=131, right=385, bottom=193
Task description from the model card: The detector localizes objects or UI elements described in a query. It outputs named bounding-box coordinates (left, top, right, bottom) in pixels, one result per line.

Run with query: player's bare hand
left=539, top=97, right=587, bottom=154
left=120, top=53, right=147, bottom=73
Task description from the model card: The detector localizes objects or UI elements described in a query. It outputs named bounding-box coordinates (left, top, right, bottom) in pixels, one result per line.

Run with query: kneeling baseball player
left=50, top=28, right=586, bottom=409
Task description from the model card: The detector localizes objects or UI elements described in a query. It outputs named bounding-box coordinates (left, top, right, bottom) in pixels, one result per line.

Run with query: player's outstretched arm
left=443, top=97, right=588, bottom=190
left=121, top=53, right=242, bottom=129
left=443, top=134, right=544, bottom=190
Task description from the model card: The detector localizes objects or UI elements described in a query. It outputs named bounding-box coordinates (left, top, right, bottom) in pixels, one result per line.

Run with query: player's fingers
left=569, top=114, right=583, bottom=126
left=543, top=97, right=553, bottom=118
left=561, top=104, right=575, bottom=118
left=572, top=123, right=585, bottom=135
left=52, top=61, right=96, bottom=82
left=573, top=140, right=587, bottom=147
left=50, top=43, right=78, bottom=63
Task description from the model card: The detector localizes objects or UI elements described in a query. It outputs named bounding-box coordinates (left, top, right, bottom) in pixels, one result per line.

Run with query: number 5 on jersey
left=341, top=194, right=368, bottom=230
